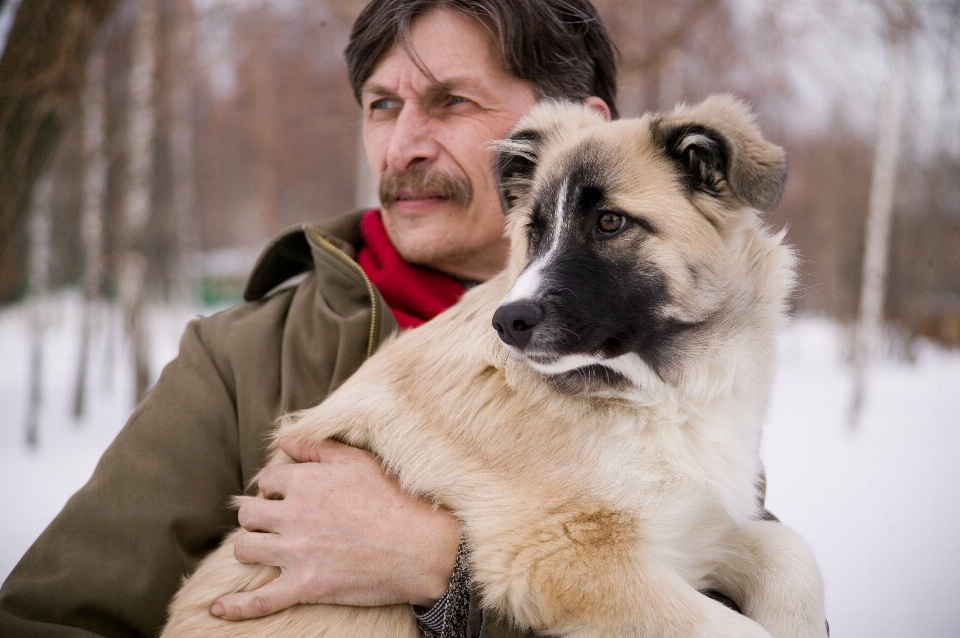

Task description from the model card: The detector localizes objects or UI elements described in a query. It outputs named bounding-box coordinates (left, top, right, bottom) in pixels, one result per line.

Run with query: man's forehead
left=362, top=71, right=494, bottom=99
left=360, top=9, right=509, bottom=97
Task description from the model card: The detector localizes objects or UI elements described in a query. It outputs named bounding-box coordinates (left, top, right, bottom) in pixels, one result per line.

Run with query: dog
left=162, top=94, right=827, bottom=638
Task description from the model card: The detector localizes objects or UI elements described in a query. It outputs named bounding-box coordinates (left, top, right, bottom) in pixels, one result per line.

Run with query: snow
left=762, top=318, right=960, bottom=637
left=2, top=294, right=960, bottom=636
left=0, top=292, right=210, bottom=587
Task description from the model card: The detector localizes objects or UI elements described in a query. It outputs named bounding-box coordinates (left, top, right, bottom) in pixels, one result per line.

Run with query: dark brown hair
left=345, top=0, right=619, bottom=118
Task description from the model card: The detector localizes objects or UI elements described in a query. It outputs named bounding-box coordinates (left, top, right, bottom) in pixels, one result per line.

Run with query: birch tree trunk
left=122, top=0, right=158, bottom=404
left=251, top=39, right=280, bottom=237
left=73, top=39, right=108, bottom=419
left=168, top=0, right=200, bottom=303
left=849, top=5, right=910, bottom=428
left=25, top=174, right=53, bottom=447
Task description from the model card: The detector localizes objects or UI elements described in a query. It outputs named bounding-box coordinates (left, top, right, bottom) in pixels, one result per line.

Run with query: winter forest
left=1, top=0, right=959, bottom=635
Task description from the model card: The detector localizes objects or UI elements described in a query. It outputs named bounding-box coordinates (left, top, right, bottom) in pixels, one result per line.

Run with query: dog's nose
left=492, top=302, right=543, bottom=349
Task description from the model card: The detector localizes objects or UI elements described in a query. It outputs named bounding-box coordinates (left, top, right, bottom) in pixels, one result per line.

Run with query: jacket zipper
left=304, top=225, right=379, bottom=360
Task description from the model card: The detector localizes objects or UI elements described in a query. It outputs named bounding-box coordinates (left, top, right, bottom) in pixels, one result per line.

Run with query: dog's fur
left=162, top=95, right=826, bottom=638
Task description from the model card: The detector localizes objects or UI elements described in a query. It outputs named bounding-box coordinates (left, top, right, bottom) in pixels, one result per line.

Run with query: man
left=0, top=1, right=616, bottom=636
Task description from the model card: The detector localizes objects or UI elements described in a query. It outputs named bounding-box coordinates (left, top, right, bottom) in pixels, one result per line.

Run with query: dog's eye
left=528, top=227, right=543, bottom=245
left=597, top=212, right=626, bottom=235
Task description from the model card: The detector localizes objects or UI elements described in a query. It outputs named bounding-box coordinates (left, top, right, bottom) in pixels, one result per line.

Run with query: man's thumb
left=210, top=577, right=298, bottom=620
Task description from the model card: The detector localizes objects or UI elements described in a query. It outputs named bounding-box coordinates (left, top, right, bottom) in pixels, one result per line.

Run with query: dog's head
left=492, top=94, right=792, bottom=395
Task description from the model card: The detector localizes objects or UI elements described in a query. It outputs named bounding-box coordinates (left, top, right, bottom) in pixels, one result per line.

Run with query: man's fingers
left=210, top=576, right=300, bottom=620
left=237, top=495, right=286, bottom=532
left=279, top=436, right=361, bottom=464
left=232, top=530, right=283, bottom=566
left=276, top=436, right=313, bottom=463
left=255, top=463, right=297, bottom=499
left=278, top=436, right=352, bottom=463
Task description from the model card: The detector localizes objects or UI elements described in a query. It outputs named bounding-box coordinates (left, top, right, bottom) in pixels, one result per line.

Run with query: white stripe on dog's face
left=501, top=177, right=570, bottom=304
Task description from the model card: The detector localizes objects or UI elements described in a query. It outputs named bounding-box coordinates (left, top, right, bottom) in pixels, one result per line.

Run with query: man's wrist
left=413, top=537, right=472, bottom=638
left=410, top=507, right=462, bottom=607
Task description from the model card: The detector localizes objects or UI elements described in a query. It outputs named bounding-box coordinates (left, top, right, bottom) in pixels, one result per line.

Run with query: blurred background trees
left=3, top=5, right=956, bottom=624
left=1, top=0, right=958, bottom=345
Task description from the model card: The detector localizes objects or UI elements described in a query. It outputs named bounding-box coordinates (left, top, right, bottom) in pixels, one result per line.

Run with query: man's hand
left=210, top=438, right=461, bottom=620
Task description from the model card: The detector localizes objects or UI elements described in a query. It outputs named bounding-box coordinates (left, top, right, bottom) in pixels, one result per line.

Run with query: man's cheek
left=362, top=132, right=388, bottom=171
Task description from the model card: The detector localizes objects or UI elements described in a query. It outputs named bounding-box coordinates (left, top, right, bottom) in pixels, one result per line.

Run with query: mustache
left=378, top=167, right=472, bottom=208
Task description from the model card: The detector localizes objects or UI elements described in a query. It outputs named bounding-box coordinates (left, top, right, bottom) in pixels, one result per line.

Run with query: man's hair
left=345, top=0, right=619, bottom=119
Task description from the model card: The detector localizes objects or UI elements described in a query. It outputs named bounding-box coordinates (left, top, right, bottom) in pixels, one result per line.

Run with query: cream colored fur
left=163, top=95, right=826, bottom=638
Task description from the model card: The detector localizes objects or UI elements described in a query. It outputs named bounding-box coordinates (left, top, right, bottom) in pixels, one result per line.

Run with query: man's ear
left=650, top=94, right=787, bottom=213
left=583, top=96, right=612, bottom=121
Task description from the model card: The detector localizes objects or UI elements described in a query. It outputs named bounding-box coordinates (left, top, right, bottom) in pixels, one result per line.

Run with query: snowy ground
left=2, top=292, right=959, bottom=637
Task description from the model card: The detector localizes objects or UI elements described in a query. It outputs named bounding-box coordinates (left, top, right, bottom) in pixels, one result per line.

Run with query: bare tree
left=167, top=0, right=200, bottom=303
left=72, top=34, right=108, bottom=419
left=122, top=0, right=158, bottom=403
left=0, top=0, right=114, bottom=301
left=595, top=0, right=724, bottom=116
left=25, top=173, right=53, bottom=447
left=849, top=0, right=917, bottom=428
left=249, top=16, right=281, bottom=238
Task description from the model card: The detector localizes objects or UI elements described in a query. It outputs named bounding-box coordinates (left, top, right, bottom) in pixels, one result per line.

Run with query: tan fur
left=163, top=95, right=826, bottom=638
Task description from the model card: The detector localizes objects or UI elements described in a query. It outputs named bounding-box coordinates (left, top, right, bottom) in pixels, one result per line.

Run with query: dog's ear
left=495, top=101, right=607, bottom=214
left=651, top=94, right=786, bottom=214
left=494, top=128, right=543, bottom=214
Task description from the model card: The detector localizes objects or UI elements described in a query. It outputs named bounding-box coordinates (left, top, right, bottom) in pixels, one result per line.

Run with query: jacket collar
left=243, top=210, right=367, bottom=301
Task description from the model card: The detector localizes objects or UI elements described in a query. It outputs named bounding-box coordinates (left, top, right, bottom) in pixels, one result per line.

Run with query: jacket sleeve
left=0, top=319, right=247, bottom=638
left=420, top=540, right=536, bottom=638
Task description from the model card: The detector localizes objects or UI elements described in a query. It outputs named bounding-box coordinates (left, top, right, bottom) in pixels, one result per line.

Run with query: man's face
left=361, top=9, right=538, bottom=282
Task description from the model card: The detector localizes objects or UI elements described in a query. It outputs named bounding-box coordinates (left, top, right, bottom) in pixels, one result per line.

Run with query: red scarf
left=357, top=210, right=465, bottom=330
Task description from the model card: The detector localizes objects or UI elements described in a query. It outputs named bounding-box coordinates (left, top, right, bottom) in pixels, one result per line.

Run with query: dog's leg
left=162, top=528, right=420, bottom=637
left=162, top=444, right=422, bottom=637
left=469, top=503, right=775, bottom=638
left=163, top=529, right=278, bottom=637
left=710, top=520, right=827, bottom=638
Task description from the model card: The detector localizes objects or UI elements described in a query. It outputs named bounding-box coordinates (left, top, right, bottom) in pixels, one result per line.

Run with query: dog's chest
left=476, top=402, right=756, bottom=520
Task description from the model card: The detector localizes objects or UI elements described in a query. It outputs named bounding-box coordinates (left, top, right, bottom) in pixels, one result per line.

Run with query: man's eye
left=369, top=98, right=397, bottom=111
left=448, top=95, right=469, bottom=106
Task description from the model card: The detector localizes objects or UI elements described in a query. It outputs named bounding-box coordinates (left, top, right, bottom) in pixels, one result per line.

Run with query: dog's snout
left=492, top=302, right=543, bottom=349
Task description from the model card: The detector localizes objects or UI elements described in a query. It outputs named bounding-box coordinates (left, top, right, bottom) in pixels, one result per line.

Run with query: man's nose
left=385, top=105, right=439, bottom=173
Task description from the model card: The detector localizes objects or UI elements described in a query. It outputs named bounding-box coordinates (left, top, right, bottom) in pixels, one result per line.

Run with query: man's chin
left=382, top=204, right=464, bottom=259
left=393, top=238, right=460, bottom=272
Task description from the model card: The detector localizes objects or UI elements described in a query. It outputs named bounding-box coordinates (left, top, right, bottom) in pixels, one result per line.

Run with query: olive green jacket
left=0, top=211, right=522, bottom=638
